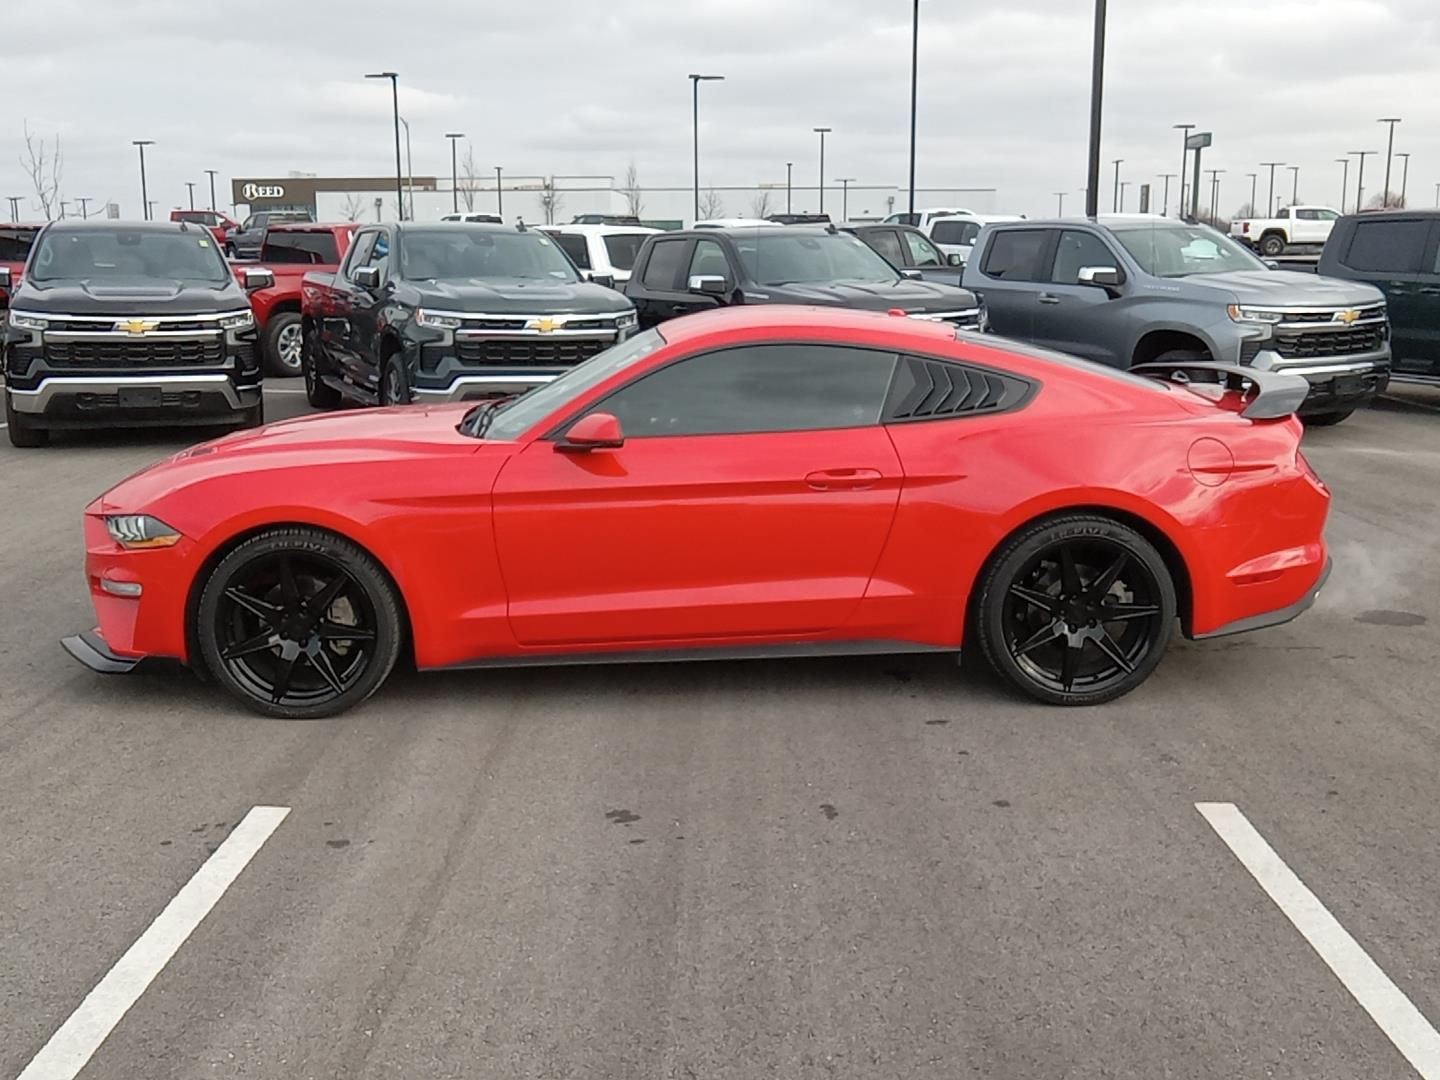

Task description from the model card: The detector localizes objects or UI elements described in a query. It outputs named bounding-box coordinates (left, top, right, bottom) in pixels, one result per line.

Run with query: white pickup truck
left=1229, top=205, right=1340, bottom=257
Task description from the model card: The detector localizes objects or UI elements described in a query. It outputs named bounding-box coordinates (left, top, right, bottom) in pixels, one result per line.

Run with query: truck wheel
left=1304, top=408, right=1355, bottom=427
left=263, top=312, right=304, bottom=378
left=224, top=243, right=237, bottom=259
left=303, top=329, right=342, bottom=410
left=1259, top=233, right=1287, bottom=257
left=4, top=392, right=49, bottom=448
left=380, top=355, right=411, bottom=406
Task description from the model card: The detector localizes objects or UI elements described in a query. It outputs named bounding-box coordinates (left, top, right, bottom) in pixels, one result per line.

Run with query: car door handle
left=1419, top=287, right=1440, bottom=296
left=1037, top=293, right=1061, bottom=304
left=805, top=468, right=883, bottom=491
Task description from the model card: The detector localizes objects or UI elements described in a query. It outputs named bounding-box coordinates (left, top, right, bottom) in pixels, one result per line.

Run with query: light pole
left=205, top=169, right=218, bottom=212
left=1397, top=152, right=1410, bottom=207
left=1055, top=191, right=1066, bottom=216
left=688, top=73, right=724, bottom=223
left=1245, top=172, right=1258, bottom=217
left=1206, top=169, right=1225, bottom=222
left=786, top=162, right=793, bottom=213
left=1378, top=117, right=1402, bottom=207
left=132, top=140, right=155, bottom=220
left=364, top=72, right=404, bottom=220
left=147, top=200, right=157, bottom=221
left=907, top=0, right=920, bottom=218
left=1084, top=0, right=1107, bottom=219
left=1260, top=162, right=1283, bottom=220
left=1157, top=174, right=1176, bottom=216
left=7, top=196, right=22, bottom=222
left=1112, top=158, right=1123, bottom=212
left=1334, top=159, right=1349, bottom=214
left=813, top=127, right=831, bottom=215
left=1350, top=150, right=1376, bottom=212
left=1173, top=123, right=1196, bottom=217
left=445, top=132, right=464, bottom=213
left=60, top=201, right=69, bottom=220
left=185, top=181, right=196, bottom=210
left=494, top=166, right=503, bottom=217
left=838, top=178, right=856, bottom=222
left=1119, top=180, right=1129, bottom=212
left=398, top=117, right=414, bottom=220
left=77, top=196, right=92, bottom=220
left=1286, top=165, right=1299, bottom=206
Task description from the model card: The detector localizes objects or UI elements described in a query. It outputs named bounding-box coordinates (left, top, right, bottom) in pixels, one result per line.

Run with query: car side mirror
left=900, top=268, right=924, bottom=280
left=353, top=266, right=381, bottom=289
left=947, top=252, right=964, bottom=267
left=557, top=411, right=624, bottom=452
left=1078, top=266, right=1123, bottom=295
left=590, top=272, right=616, bottom=289
left=0, top=267, right=10, bottom=289
left=1264, top=259, right=1281, bottom=270
left=688, top=274, right=728, bottom=296
left=242, top=268, right=275, bottom=291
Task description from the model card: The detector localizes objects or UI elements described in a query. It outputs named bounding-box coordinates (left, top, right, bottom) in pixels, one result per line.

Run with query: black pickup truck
left=299, top=221, right=637, bottom=408
left=2, top=220, right=270, bottom=448
left=621, top=225, right=983, bottom=331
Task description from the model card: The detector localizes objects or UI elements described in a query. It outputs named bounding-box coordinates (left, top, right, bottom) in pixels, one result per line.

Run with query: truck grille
left=43, top=338, right=226, bottom=369
left=1276, top=304, right=1386, bottom=325
left=454, top=337, right=613, bottom=367
left=1274, top=326, right=1385, bottom=359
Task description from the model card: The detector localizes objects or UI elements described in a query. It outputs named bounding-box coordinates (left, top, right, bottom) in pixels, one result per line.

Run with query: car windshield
left=400, top=228, right=580, bottom=282
left=601, top=233, right=649, bottom=271
left=475, top=328, right=665, bottom=441
left=1111, top=224, right=1267, bottom=278
left=27, top=227, right=230, bottom=282
left=735, top=231, right=900, bottom=286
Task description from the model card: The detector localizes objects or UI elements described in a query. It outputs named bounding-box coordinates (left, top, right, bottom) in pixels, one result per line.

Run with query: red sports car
left=64, top=306, right=1330, bottom=718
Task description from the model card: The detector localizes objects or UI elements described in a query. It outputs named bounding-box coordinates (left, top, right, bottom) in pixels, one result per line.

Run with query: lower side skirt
left=432, top=639, right=959, bottom=672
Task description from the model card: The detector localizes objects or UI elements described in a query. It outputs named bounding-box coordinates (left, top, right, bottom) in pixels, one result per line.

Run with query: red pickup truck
left=234, top=223, right=356, bottom=376
left=0, top=224, right=42, bottom=308
left=171, top=208, right=239, bottom=247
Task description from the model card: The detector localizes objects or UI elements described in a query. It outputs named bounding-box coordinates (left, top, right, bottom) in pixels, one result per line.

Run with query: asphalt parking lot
left=3, top=382, right=1440, bottom=1080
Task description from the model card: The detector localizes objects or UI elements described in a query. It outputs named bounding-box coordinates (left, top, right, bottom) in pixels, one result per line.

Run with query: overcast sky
left=5, top=0, right=1437, bottom=221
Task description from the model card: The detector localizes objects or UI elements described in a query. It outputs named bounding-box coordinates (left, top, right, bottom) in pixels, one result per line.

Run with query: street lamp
left=1206, top=168, right=1225, bottom=222
left=132, top=140, right=155, bottom=221
left=364, top=72, right=404, bottom=221
left=1084, top=0, right=1107, bottom=219
left=1245, top=172, right=1257, bottom=217
left=205, top=169, right=218, bottom=212
left=1260, top=162, right=1284, bottom=220
left=1334, top=159, right=1350, bottom=214
left=1173, top=123, right=1196, bottom=217
left=494, top=166, right=503, bottom=217
left=398, top=117, right=414, bottom=220
left=185, top=181, right=196, bottom=210
left=813, top=127, right=832, bottom=215
left=1378, top=117, right=1402, bottom=207
left=1434, top=181, right=1439, bottom=209
left=688, top=73, right=724, bottom=223
left=1055, top=191, right=1067, bottom=216
left=1156, top=174, right=1176, bottom=216
left=1350, top=150, right=1376, bottom=212
left=837, top=178, right=856, bottom=222
left=1112, top=158, right=1123, bottom=213
left=1397, top=151, right=1411, bottom=207
left=907, top=0, right=920, bottom=218
left=786, top=162, right=793, bottom=214
left=1286, top=165, right=1299, bottom=206
left=1119, top=180, right=1129, bottom=212
left=445, top=133, right=465, bottom=213
left=76, top=196, right=92, bottom=220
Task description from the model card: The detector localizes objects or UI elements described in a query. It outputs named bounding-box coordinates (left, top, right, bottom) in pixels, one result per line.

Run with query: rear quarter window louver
left=884, top=356, right=1035, bottom=421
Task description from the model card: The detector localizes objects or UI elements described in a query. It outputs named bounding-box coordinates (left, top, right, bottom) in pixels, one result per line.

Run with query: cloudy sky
left=4, top=0, right=1437, bottom=221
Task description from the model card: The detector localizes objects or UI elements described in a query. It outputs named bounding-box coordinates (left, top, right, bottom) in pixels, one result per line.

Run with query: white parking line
left=264, top=387, right=307, bottom=395
left=1197, top=802, right=1440, bottom=1079
left=15, top=805, right=290, bottom=1080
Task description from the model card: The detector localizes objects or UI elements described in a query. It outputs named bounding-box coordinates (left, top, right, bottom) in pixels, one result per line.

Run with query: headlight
left=105, top=514, right=182, bottom=549
left=218, top=310, right=255, bottom=331
left=616, top=310, right=638, bottom=330
left=1228, top=305, right=1284, bottom=324
left=8, top=311, right=49, bottom=331
left=416, top=309, right=463, bottom=330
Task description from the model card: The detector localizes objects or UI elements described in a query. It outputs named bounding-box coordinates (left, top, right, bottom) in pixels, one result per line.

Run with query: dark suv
left=1317, top=210, right=1440, bottom=384
left=225, top=210, right=313, bottom=260
left=622, top=225, right=982, bottom=330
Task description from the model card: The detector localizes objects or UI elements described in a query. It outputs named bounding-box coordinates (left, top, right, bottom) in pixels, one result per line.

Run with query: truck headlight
left=416, top=309, right=463, bottom=330
left=616, top=310, right=638, bottom=331
left=218, top=309, right=255, bottom=331
left=7, top=311, right=49, bottom=331
left=1228, top=305, right=1284, bottom=324
left=105, top=514, right=182, bottom=549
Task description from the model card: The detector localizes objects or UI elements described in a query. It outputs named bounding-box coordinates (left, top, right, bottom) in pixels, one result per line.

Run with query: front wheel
left=975, top=515, right=1176, bottom=706
left=380, top=354, right=411, bottom=406
left=303, top=328, right=342, bottom=409
left=263, top=312, right=304, bottom=377
left=196, top=528, right=404, bottom=719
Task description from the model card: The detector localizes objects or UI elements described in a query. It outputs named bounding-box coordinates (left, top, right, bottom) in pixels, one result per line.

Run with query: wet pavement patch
left=1354, top=610, right=1427, bottom=627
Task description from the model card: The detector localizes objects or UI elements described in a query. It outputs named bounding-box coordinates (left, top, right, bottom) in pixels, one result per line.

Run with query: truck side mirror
left=947, top=252, right=964, bottom=267
left=242, top=268, right=275, bottom=291
left=589, top=272, right=616, bottom=289
left=688, top=274, right=729, bottom=296
left=900, top=268, right=924, bottom=281
left=0, top=267, right=10, bottom=290
left=353, top=266, right=382, bottom=289
left=1078, top=266, right=1123, bottom=294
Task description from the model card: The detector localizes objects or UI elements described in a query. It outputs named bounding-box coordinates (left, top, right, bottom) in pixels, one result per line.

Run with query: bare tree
left=460, top=143, right=479, bottom=212
left=340, top=192, right=368, bottom=222
left=1233, top=202, right=1257, bottom=220
left=539, top=176, right=563, bottom=224
left=21, top=121, right=63, bottom=221
left=749, top=190, right=774, bottom=219
left=623, top=161, right=644, bottom=218
left=699, top=186, right=724, bottom=220
left=1367, top=192, right=1405, bottom=209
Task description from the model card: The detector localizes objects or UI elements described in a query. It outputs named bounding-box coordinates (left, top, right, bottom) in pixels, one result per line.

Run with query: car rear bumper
left=1255, top=347, right=1390, bottom=415
left=1193, top=557, right=1331, bottom=639
left=8, top=373, right=260, bottom=426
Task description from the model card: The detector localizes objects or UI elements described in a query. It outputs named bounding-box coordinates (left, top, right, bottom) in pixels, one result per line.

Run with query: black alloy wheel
left=197, top=528, right=402, bottom=718
left=977, top=515, right=1176, bottom=706
left=381, top=356, right=411, bottom=406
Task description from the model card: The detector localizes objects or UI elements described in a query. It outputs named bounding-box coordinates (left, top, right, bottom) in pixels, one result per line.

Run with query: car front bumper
left=7, top=373, right=261, bottom=426
left=1255, top=347, right=1390, bottom=415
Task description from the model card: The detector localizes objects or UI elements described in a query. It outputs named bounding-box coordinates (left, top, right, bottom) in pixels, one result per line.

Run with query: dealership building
left=231, top=174, right=996, bottom=228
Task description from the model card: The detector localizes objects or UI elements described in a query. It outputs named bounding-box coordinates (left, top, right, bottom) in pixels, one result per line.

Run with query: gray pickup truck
left=962, top=216, right=1390, bottom=425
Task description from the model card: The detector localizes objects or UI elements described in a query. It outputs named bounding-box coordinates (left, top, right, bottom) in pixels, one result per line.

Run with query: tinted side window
left=1295, top=209, right=1319, bottom=221
left=343, top=233, right=376, bottom=280
left=903, top=230, right=943, bottom=267
left=1343, top=220, right=1427, bottom=273
left=552, top=233, right=591, bottom=270
left=688, top=239, right=730, bottom=280
left=1049, top=230, right=1119, bottom=284
left=263, top=231, right=339, bottom=264
left=932, top=221, right=979, bottom=246
left=981, top=229, right=1050, bottom=281
left=596, top=344, right=898, bottom=437
left=641, top=239, right=689, bottom=289
left=865, top=229, right=906, bottom=265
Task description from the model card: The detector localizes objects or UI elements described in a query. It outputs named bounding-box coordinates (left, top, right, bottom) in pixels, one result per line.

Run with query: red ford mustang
left=64, top=306, right=1331, bottom=718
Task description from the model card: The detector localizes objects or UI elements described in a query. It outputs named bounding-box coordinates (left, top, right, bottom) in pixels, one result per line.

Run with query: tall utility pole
left=445, top=132, right=464, bottom=212
left=1111, top=158, right=1123, bottom=212
left=813, top=127, right=831, bottom=214
left=1055, top=191, right=1066, bottom=216
left=1378, top=117, right=1402, bottom=207
left=1118, top=180, right=1129, bottom=212
left=132, top=140, right=155, bottom=220
left=838, top=178, right=856, bottom=222
left=1173, top=123, right=1196, bottom=217
left=77, top=196, right=92, bottom=220
left=1260, top=161, right=1284, bottom=220
left=1206, top=169, right=1225, bottom=221
left=364, top=72, right=404, bottom=220
left=688, top=73, right=724, bottom=222
left=1286, top=165, right=1299, bottom=206
left=786, top=162, right=794, bottom=213
left=1085, top=0, right=1107, bottom=219
left=1334, top=159, right=1350, bottom=214
left=907, top=0, right=920, bottom=218
left=6, top=196, right=20, bottom=222
left=205, top=169, right=218, bottom=211
left=1397, top=152, right=1411, bottom=207
left=494, top=166, right=503, bottom=216
left=1156, top=174, right=1176, bottom=216
left=1350, top=150, right=1375, bottom=212
left=1434, top=182, right=1439, bottom=208
left=185, top=181, right=196, bottom=210
left=398, top=117, right=414, bottom=220
left=1245, top=172, right=1258, bottom=216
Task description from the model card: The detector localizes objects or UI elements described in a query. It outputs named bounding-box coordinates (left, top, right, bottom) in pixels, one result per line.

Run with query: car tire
left=196, top=527, right=404, bottom=719
left=1259, top=233, right=1287, bottom=257
left=263, top=311, right=304, bottom=378
left=975, top=514, right=1176, bottom=706
left=380, top=353, right=411, bottom=406
left=303, top=328, right=342, bottom=409
left=1303, top=408, right=1355, bottom=427
left=4, top=391, right=49, bottom=448
left=224, top=243, right=237, bottom=259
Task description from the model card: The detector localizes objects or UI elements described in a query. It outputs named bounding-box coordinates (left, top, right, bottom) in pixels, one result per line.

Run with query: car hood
left=1185, top=270, right=1385, bottom=307
left=12, top=279, right=249, bottom=314
left=411, top=279, right=632, bottom=312
left=759, top=279, right=978, bottom=311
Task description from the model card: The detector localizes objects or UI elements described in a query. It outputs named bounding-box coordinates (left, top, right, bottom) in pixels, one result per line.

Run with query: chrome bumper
left=411, top=372, right=561, bottom=402
left=7, top=373, right=261, bottom=414
left=1253, top=347, right=1390, bottom=383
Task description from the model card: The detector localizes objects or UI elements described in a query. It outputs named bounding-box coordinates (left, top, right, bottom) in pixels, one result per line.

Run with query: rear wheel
left=1304, top=408, right=1355, bottom=427
left=4, top=392, right=49, bottom=448
left=1259, top=233, right=1287, bottom=257
left=263, top=312, right=304, bottom=378
left=976, top=515, right=1176, bottom=706
left=196, top=528, right=403, bottom=719
left=380, top=353, right=411, bottom=406
left=303, top=328, right=342, bottom=409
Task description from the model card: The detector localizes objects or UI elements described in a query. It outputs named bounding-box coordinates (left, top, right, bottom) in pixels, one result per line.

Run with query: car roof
left=653, top=303, right=962, bottom=350
left=1342, top=208, right=1440, bottom=220
left=39, top=219, right=195, bottom=232
left=930, top=213, right=1024, bottom=224
left=540, top=223, right=661, bottom=236
left=694, top=218, right=782, bottom=228
left=267, top=221, right=355, bottom=233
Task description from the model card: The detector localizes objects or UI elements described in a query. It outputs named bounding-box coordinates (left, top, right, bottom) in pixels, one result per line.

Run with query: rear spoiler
left=1131, top=361, right=1310, bottom=420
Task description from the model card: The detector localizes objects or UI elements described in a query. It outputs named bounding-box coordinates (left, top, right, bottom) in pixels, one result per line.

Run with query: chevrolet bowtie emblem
left=117, top=319, right=159, bottom=335
left=1333, top=309, right=1360, bottom=325
left=527, top=316, right=565, bottom=333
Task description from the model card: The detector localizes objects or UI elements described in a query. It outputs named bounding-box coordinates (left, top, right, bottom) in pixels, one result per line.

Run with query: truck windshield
left=400, top=229, right=580, bottom=282
left=262, top=231, right=341, bottom=265
left=735, top=231, right=900, bottom=286
left=1111, top=224, right=1267, bottom=278
left=28, top=228, right=230, bottom=283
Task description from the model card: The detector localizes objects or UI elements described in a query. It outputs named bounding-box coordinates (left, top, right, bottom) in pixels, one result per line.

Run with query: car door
left=342, top=228, right=393, bottom=388
left=1405, top=221, right=1440, bottom=378
left=490, top=342, right=904, bottom=645
left=1335, top=217, right=1428, bottom=373
left=630, top=237, right=696, bottom=327
left=963, top=228, right=1053, bottom=342
left=320, top=230, right=373, bottom=371
left=1029, top=227, right=1128, bottom=365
